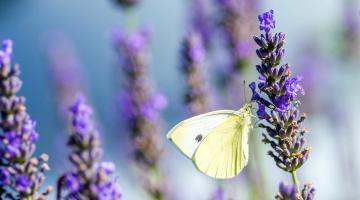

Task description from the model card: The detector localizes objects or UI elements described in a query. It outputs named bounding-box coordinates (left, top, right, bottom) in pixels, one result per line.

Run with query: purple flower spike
left=46, top=33, right=86, bottom=120
left=258, top=10, right=276, bottom=33
left=113, top=27, right=168, bottom=199
left=181, top=32, right=210, bottom=115
left=251, top=11, right=314, bottom=199
left=57, top=97, right=121, bottom=200
left=301, top=183, right=316, bottom=200
left=215, top=0, right=257, bottom=72
left=275, top=182, right=297, bottom=200
left=190, top=0, right=212, bottom=47
left=276, top=182, right=316, bottom=200
left=211, top=187, right=224, bottom=200
left=0, top=39, right=51, bottom=199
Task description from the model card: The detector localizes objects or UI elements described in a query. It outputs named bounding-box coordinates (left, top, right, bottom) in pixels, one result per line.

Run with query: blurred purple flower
left=190, top=0, right=212, bottom=47
left=92, top=181, right=122, bottom=200
left=215, top=0, right=257, bottom=72
left=100, top=162, right=116, bottom=174
left=151, top=93, right=167, bottom=111
left=137, top=92, right=167, bottom=121
left=235, top=41, right=252, bottom=60
left=301, top=183, right=316, bottom=200
left=340, top=0, right=360, bottom=58
left=188, top=37, right=205, bottom=63
left=57, top=96, right=121, bottom=200
left=0, top=39, right=51, bottom=199
left=113, top=27, right=168, bottom=199
left=180, top=32, right=210, bottom=115
left=63, top=173, right=80, bottom=193
left=275, top=182, right=297, bottom=200
left=296, top=43, right=327, bottom=115
left=211, top=187, right=224, bottom=200
left=276, top=182, right=316, bottom=200
left=46, top=33, right=85, bottom=120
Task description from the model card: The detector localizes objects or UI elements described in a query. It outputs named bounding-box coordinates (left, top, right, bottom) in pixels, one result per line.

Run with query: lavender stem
left=291, top=170, right=299, bottom=192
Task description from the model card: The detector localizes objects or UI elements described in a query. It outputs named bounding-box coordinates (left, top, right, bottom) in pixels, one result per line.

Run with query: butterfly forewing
left=192, top=107, right=252, bottom=179
left=167, top=110, right=240, bottom=158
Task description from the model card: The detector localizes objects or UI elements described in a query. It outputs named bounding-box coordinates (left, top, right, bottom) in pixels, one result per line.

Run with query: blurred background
left=0, top=0, right=359, bottom=199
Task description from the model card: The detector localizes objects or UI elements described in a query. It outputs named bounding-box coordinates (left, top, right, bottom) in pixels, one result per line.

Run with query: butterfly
left=167, top=103, right=253, bottom=179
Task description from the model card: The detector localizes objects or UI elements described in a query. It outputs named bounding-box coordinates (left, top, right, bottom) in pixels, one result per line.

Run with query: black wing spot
left=195, top=134, right=203, bottom=143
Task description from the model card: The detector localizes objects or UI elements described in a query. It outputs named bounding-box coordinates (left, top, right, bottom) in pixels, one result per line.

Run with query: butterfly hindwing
left=192, top=105, right=252, bottom=179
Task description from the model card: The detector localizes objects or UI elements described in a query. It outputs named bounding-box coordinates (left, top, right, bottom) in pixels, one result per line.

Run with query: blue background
left=1, top=0, right=359, bottom=199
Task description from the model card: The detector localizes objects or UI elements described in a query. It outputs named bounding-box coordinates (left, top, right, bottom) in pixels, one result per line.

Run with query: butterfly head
left=242, top=103, right=252, bottom=114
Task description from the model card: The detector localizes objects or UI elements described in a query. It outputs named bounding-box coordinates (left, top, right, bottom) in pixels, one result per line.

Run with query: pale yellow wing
left=192, top=105, right=252, bottom=179
left=167, top=110, right=240, bottom=159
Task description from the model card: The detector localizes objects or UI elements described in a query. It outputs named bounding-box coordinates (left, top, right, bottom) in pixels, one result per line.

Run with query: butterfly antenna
left=243, top=80, right=247, bottom=104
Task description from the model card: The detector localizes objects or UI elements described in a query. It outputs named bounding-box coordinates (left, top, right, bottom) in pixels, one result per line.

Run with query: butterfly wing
left=192, top=105, right=252, bottom=179
left=167, top=110, right=240, bottom=159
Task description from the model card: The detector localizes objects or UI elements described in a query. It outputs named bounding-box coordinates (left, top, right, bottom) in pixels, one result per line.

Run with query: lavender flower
left=57, top=97, right=121, bottom=200
left=46, top=33, right=85, bottom=119
left=340, top=0, right=360, bottom=58
left=215, top=0, right=258, bottom=109
left=180, top=32, right=210, bottom=115
left=296, top=43, right=327, bottom=115
left=275, top=182, right=315, bottom=200
left=258, top=9, right=275, bottom=33
left=112, top=28, right=168, bottom=199
left=189, top=0, right=212, bottom=47
left=210, top=187, right=224, bottom=200
left=275, top=182, right=298, bottom=200
left=250, top=10, right=315, bottom=197
left=0, top=39, right=52, bottom=199
left=301, top=183, right=315, bottom=200
left=215, top=0, right=257, bottom=72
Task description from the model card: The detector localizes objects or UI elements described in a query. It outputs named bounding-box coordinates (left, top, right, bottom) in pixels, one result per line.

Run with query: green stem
left=124, top=8, right=138, bottom=31
left=291, top=170, right=300, bottom=192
